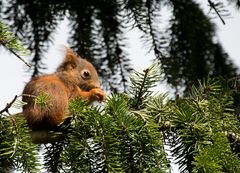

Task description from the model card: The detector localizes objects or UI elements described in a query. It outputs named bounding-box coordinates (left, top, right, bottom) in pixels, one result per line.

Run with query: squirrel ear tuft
left=57, top=47, right=80, bottom=71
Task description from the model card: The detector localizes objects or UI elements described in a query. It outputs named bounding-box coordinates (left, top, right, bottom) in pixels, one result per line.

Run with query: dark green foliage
left=59, top=65, right=169, bottom=172
left=14, top=65, right=169, bottom=172
left=43, top=142, right=65, bottom=173
left=162, top=0, right=237, bottom=92
left=146, top=78, right=240, bottom=172
left=166, top=0, right=215, bottom=90
left=0, top=20, right=30, bottom=67
left=43, top=67, right=239, bottom=173
left=192, top=133, right=240, bottom=173
left=0, top=115, right=39, bottom=173
left=0, top=64, right=240, bottom=172
left=1, top=0, right=66, bottom=76
left=105, top=94, right=168, bottom=172
left=212, top=44, right=238, bottom=78
left=0, top=21, right=28, bottom=56
left=129, top=64, right=161, bottom=109
left=125, top=0, right=238, bottom=93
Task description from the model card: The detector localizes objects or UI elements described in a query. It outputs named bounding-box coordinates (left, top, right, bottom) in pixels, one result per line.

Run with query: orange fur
left=22, top=48, right=105, bottom=130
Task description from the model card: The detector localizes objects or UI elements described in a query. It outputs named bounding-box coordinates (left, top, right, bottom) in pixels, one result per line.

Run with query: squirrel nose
left=90, top=81, right=101, bottom=89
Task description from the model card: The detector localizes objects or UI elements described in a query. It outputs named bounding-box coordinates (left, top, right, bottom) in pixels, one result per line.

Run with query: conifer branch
left=208, top=0, right=226, bottom=25
left=0, top=95, right=18, bottom=115
left=0, top=21, right=31, bottom=67
left=158, top=121, right=240, bottom=145
left=135, top=68, right=150, bottom=107
left=0, top=94, right=36, bottom=115
left=8, top=115, right=18, bottom=158
left=0, top=41, right=31, bottom=67
left=146, top=0, right=164, bottom=59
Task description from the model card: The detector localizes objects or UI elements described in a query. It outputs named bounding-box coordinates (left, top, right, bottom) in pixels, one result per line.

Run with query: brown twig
left=0, top=94, right=37, bottom=115
left=8, top=47, right=31, bottom=67
left=0, top=41, right=31, bottom=67
left=208, top=0, right=226, bottom=25
left=0, top=95, right=18, bottom=115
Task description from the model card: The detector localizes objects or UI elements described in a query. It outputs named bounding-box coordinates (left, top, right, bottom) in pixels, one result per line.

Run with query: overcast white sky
left=0, top=2, right=240, bottom=172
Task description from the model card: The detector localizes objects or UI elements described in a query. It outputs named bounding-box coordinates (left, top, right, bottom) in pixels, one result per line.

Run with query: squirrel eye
left=81, top=70, right=91, bottom=79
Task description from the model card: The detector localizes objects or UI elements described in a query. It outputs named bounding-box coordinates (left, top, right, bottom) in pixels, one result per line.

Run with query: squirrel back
left=22, top=48, right=105, bottom=130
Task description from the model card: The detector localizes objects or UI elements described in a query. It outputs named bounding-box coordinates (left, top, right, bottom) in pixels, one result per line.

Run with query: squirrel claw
left=90, top=88, right=106, bottom=102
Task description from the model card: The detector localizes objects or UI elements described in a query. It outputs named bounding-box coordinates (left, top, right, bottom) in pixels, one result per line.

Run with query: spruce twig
left=158, top=121, right=240, bottom=144
left=0, top=95, right=18, bottom=115
left=0, top=21, right=31, bottom=67
left=208, top=0, right=226, bottom=25
left=135, top=68, right=150, bottom=107
left=0, top=41, right=31, bottom=67
left=0, top=94, right=36, bottom=115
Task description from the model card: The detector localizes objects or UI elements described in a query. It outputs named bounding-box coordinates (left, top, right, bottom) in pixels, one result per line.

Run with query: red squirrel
left=22, top=47, right=105, bottom=130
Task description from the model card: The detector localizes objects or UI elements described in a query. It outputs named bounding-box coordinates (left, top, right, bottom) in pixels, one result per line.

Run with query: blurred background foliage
left=1, top=0, right=239, bottom=93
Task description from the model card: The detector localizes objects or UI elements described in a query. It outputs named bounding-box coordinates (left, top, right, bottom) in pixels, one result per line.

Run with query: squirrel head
left=56, top=47, right=101, bottom=91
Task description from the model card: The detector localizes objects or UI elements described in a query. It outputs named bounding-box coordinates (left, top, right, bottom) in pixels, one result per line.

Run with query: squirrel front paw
left=89, top=88, right=106, bottom=102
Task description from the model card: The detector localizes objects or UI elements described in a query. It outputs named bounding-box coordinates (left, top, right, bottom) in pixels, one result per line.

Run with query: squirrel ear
left=57, top=47, right=80, bottom=71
